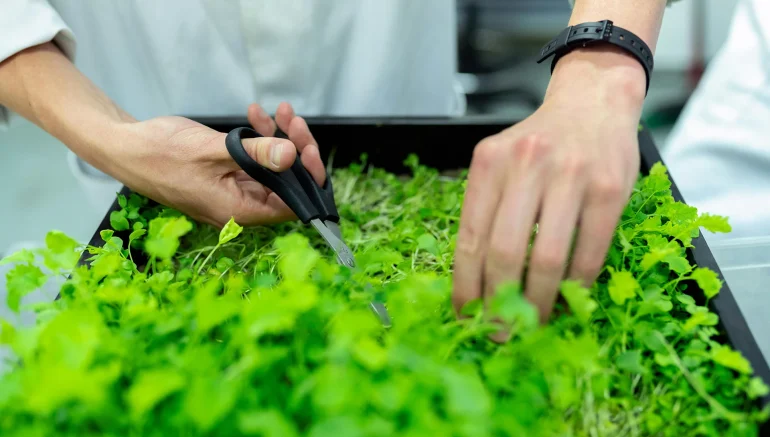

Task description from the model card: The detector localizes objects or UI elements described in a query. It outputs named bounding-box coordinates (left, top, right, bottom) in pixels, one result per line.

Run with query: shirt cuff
left=0, top=0, right=77, bottom=131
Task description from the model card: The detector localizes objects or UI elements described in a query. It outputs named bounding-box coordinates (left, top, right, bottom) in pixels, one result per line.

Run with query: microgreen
left=0, top=156, right=767, bottom=436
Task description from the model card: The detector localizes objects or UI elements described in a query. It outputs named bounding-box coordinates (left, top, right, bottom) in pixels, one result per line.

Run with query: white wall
left=655, top=0, right=740, bottom=70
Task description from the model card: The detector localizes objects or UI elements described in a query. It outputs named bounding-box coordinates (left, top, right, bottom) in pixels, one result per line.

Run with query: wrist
left=545, top=45, right=648, bottom=112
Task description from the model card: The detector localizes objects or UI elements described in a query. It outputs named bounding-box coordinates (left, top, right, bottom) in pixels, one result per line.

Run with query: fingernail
left=270, top=143, right=283, bottom=168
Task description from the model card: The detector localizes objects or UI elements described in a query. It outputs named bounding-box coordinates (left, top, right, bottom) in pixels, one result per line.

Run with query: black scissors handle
left=225, top=127, right=339, bottom=224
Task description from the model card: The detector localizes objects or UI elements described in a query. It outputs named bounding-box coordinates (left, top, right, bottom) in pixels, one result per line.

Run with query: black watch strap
left=537, top=20, right=653, bottom=94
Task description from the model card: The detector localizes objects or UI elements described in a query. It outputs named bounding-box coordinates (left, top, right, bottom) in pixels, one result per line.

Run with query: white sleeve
left=0, top=0, right=76, bottom=130
left=567, top=0, right=679, bottom=7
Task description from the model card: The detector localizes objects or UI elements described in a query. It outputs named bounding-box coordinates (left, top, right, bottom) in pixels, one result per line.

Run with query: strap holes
left=620, top=34, right=625, bottom=41
left=583, top=28, right=588, bottom=33
left=572, top=31, right=577, bottom=35
left=595, top=28, right=601, bottom=33
left=631, top=40, right=636, bottom=46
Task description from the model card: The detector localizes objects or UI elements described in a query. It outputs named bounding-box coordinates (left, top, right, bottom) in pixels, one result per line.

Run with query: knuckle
left=557, top=154, right=588, bottom=179
left=530, top=247, right=567, bottom=273
left=571, top=257, right=603, bottom=281
left=455, top=224, right=486, bottom=259
left=471, top=138, right=500, bottom=171
left=591, top=175, right=625, bottom=201
left=486, top=242, right=523, bottom=272
left=512, top=133, right=550, bottom=163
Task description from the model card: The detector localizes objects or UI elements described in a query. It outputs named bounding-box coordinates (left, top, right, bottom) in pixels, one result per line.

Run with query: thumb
left=239, top=136, right=297, bottom=172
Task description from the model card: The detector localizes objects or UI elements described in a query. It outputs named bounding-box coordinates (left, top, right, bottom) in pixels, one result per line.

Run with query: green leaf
left=560, top=280, right=597, bottom=324
left=196, top=292, right=241, bottom=332
left=747, top=377, right=770, bottom=400
left=683, top=307, right=719, bottom=331
left=352, top=337, right=388, bottom=371
left=696, top=213, right=731, bottom=234
left=417, top=233, right=440, bottom=257
left=0, top=318, right=16, bottom=345
left=0, top=249, right=35, bottom=266
left=100, top=229, right=114, bottom=242
left=441, top=367, right=491, bottom=418
left=117, top=193, right=127, bottom=208
left=110, top=209, right=130, bottom=231
left=649, top=162, right=668, bottom=177
left=711, top=345, right=752, bottom=374
left=663, top=253, right=690, bottom=274
left=144, top=216, right=193, bottom=260
left=41, top=230, right=80, bottom=272
left=636, top=326, right=667, bottom=354
left=608, top=270, right=639, bottom=306
left=215, top=257, right=234, bottom=272
left=126, top=368, right=185, bottom=417
left=128, top=228, right=146, bottom=246
left=218, top=217, right=243, bottom=245
left=5, top=264, right=47, bottom=312
left=640, top=242, right=679, bottom=271
left=690, top=268, right=721, bottom=299
left=274, top=234, right=320, bottom=280
left=616, top=350, right=647, bottom=374
left=238, top=409, right=299, bottom=437
left=676, top=293, right=696, bottom=307
left=488, top=282, right=539, bottom=332
left=91, top=251, right=123, bottom=280
left=184, top=377, right=239, bottom=432
left=357, top=247, right=403, bottom=275
left=308, top=416, right=363, bottom=437
left=638, top=287, right=673, bottom=316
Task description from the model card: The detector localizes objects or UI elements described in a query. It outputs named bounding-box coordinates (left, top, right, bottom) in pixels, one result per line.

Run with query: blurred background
left=0, top=0, right=739, bottom=254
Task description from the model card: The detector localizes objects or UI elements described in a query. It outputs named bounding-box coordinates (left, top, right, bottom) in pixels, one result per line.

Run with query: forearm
left=0, top=42, right=134, bottom=171
left=546, top=0, right=668, bottom=110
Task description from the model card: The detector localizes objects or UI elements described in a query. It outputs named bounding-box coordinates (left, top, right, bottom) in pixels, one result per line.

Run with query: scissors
left=225, top=127, right=392, bottom=328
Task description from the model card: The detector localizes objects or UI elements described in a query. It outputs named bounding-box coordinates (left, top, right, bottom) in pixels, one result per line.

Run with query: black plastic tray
left=74, top=116, right=770, bottom=425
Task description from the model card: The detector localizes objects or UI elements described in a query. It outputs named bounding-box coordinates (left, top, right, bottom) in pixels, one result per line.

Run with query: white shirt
left=1, top=0, right=465, bottom=128
left=663, top=0, right=770, bottom=362
left=663, top=0, right=770, bottom=241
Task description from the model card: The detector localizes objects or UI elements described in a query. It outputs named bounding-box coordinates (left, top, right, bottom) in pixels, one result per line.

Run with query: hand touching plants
left=109, top=102, right=325, bottom=228
left=453, top=49, right=647, bottom=327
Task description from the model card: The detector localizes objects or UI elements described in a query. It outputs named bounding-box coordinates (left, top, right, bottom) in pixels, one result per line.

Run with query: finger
left=452, top=136, right=507, bottom=317
left=525, top=159, right=586, bottom=323
left=247, top=103, right=277, bottom=137
left=287, top=115, right=318, bottom=152
left=300, top=144, right=327, bottom=186
left=233, top=191, right=296, bottom=226
left=568, top=175, right=629, bottom=286
left=483, top=160, right=544, bottom=325
left=283, top=106, right=324, bottom=185
left=221, top=136, right=297, bottom=172
left=274, top=102, right=295, bottom=135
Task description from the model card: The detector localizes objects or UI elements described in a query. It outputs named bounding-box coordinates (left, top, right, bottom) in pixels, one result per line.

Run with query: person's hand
left=105, top=102, right=324, bottom=228
left=452, top=48, right=647, bottom=333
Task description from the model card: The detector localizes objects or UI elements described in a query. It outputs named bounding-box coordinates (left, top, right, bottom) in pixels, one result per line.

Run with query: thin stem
left=657, top=332, right=746, bottom=422
left=198, top=244, right=221, bottom=276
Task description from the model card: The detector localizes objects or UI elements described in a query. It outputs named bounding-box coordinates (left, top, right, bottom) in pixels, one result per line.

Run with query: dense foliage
left=0, top=156, right=768, bottom=436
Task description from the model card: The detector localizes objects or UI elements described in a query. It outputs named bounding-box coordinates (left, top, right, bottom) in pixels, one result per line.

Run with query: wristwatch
left=537, top=20, right=654, bottom=94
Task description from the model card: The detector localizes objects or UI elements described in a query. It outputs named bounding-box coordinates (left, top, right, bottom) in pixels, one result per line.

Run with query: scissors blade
left=309, top=218, right=392, bottom=328
left=310, top=219, right=355, bottom=268
left=323, top=220, right=344, bottom=244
